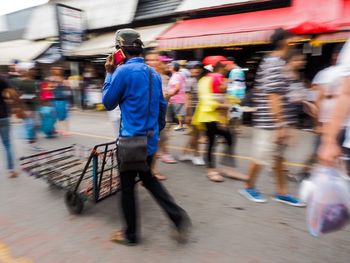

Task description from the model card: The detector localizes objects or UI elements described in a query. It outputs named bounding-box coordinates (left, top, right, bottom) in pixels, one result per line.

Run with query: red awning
left=339, top=0, right=350, bottom=28
left=158, top=0, right=342, bottom=50
left=289, top=22, right=337, bottom=35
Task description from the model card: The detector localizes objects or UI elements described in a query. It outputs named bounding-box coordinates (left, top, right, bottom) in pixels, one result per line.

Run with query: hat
left=159, top=55, right=173, bottom=62
left=115, top=28, right=143, bottom=48
left=177, top=60, right=187, bottom=66
left=202, top=56, right=233, bottom=67
left=186, top=60, right=203, bottom=69
left=17, top=62, right=35, bottom=71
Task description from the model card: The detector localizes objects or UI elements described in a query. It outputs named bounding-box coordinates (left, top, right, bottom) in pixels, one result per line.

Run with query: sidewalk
left=0, top=111, right=349, bottom=263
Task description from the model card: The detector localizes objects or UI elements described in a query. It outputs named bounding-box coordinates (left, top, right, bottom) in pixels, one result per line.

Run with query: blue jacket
left=102, top=57, right=167, bottom=155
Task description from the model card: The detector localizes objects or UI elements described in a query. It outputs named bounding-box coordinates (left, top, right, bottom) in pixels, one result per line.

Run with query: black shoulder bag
left=117, top=68, right=153, bottom=173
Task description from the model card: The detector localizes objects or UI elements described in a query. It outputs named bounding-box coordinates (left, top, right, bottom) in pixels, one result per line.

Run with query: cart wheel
left=65, top=190, right=84, bottom=214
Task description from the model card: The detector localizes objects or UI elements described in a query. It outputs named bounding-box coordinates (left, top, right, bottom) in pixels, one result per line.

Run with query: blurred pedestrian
left=192, top=56, right=243, bottom=182
left=179, top=61, right=205, bottom=166
left=68, top=74, right=83, bottom=109
left=49, top=66, right=70, bottom=136
left=103, top=28, right=190, bottom=245
left=145, top=51, right=176, bottom=181
left=238, top=28, right=305, bottom=206
left=227, top=58, right=246, bottom=100
left=6, top=60, right=20, bottom=82
left=12, top=63, right=40, bottom=148
left=227, top=58, right=246, bottom=133
left=0, top=76, right=18, bottom=177
left=166, top=61, right=186, bottom=131
left=301, top=45, right=343, bottom=176
left=319, top=39, right=350, bottom=167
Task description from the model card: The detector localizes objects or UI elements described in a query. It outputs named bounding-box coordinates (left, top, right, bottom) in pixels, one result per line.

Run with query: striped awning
left=157, top=0, right=342, bottom=50
left=316, top=31, right=350, bottom=43
left=158, top=30, right=274, bottom=50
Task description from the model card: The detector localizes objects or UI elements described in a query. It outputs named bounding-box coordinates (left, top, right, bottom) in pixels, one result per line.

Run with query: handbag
left=117, top=68, right=153, bottom=172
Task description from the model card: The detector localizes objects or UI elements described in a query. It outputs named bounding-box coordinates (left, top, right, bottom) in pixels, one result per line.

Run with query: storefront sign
left=56, top=3, right=85, bottom=55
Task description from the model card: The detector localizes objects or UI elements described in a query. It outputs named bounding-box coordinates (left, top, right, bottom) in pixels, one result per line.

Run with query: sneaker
left=273, top=194, right=306, bottom=207
left=192, top=156, right=205, bottom=166
left=174, top=126, right=185, bottom=131
left=8, top=170, right=18, bottom=178
left=30, top=144, right=44, bottom=152
left=179, top=154, right=194, bottom=161
left=160, top=154, right=177, bottom=164
left=238, top=188, right=267, bottom=203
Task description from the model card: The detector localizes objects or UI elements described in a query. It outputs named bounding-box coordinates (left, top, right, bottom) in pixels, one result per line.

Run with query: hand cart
left=20, top=141, right=119, bottom=214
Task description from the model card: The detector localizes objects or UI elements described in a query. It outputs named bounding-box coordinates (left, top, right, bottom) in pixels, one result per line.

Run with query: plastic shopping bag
left=301, top=165, right=350, bottom=237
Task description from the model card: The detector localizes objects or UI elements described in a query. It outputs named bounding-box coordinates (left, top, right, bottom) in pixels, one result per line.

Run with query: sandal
left=207, top=170, right=224, bottom=182
left=154, top=173, right=167, bottom=181
left=110, top=231, right=137, bottom=246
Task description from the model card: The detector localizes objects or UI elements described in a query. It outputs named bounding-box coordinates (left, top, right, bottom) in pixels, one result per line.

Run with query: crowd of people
left=0, top=63, right=72, bottom=177
left=138, top=29, right=350, bottom=209
left=101, top=27, right=341, bottom=246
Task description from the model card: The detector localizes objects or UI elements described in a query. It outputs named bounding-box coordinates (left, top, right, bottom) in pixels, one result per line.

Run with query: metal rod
left=92, top=154, right=99, bottom=202
left=19, top=145, right=75, bottom=161
left=20, top=148, right=75, bottom=166
left=73, top=146, right=97, bottom=193
left=23, top=155, right=76, bottom=172
left=97, top=144, right=109, bottom=201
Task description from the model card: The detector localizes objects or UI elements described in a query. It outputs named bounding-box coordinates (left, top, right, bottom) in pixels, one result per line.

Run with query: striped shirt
left=252, top=55, right=300, bottom=129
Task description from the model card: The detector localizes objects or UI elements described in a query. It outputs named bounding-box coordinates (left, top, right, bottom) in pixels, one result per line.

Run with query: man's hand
left=302, top=101, right=318, bottom=118
left=105, top=54, right=115, bottom=74
left=318, top=140, right=342, bottom=166
left=275, top=127, right=288, bottom=144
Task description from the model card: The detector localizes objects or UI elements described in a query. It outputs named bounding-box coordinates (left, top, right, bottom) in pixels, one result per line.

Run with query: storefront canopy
left=69, top=23, right=173, bottom=57
left=176, top=0, right=257, bottom=12
left=0, top=40, right=52, bottom=65
left=310, top=0, right=350, bottom=44
left=339, top=0, right=350, bottom=28
left=158, top=0, right=342, bottom=50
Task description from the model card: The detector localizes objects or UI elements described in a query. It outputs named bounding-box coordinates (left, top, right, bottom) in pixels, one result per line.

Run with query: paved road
left=0, top=111, right=349, bottom=263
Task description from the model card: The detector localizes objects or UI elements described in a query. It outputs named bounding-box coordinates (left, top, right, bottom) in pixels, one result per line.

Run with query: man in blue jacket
left=103, top=28, right=190, bottom=245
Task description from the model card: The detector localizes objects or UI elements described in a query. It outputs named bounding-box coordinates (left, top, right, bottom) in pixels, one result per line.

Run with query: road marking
left=0, top=242, right=33, bottom=263
left=69, top=131, right=308, bottom=168
left=70, top=131, right=115, bottom=140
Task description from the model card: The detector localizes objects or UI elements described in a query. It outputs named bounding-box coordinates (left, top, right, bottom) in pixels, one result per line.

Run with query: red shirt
left=208, top=73, right=225, bottom=94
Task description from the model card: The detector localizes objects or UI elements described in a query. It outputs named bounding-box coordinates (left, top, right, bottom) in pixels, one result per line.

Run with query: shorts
left=251, top=128, right=296, bottom=166
left=172, top=103, right=185, bottom=118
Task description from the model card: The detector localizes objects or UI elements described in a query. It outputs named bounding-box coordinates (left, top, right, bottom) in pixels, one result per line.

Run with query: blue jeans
left=0, top=118, right=14, bottom=170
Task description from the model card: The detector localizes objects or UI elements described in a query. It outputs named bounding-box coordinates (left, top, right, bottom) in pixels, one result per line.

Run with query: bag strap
left=145, top=67, right=153, bottom=136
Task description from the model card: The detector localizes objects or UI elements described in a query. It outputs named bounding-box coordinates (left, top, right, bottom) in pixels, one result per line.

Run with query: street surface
left=0, top=110, right=349, bottom=263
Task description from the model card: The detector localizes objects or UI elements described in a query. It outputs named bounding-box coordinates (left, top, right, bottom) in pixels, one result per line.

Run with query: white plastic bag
left=303, top=165, right=350, bottom=237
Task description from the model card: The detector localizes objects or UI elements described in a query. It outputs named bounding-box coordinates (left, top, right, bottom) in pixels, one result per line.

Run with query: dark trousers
left=205, top=122, right=235, bottom=169
left=119, top=155, right=186, bottom=243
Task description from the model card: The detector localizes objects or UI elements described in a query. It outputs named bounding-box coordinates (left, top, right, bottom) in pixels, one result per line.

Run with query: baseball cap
left=202, top=56, right=233, bottom=67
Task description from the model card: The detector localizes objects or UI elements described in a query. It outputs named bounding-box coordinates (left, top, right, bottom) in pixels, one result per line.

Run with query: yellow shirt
left=192, top=76, right=223, bottom=127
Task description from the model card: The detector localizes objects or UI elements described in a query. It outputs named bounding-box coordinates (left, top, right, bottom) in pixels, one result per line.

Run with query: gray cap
left=115, top=28, right=143, bottom=48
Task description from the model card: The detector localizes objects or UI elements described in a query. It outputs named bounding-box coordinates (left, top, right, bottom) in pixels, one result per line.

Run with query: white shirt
left=312, top=65, right=343, bottom=123
left=337, top=39, right=350, bottom=148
